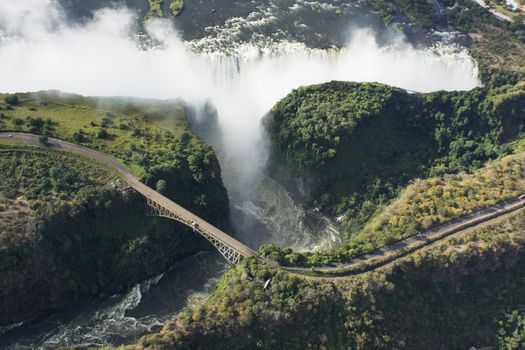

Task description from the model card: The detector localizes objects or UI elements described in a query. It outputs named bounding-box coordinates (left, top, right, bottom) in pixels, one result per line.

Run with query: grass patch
left=145, top=0, right=164, bottom=21
left=0, top=91, right=197, bottom=177
left=0, top=137, right=23, bottom=145
left=170, top=0, right=184, bottom=16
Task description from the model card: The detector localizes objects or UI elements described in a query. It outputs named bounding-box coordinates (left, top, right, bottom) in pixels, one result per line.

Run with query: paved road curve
left=2, top=132, right=525, bottom=276
left=284, top=195, right=525, bottom=275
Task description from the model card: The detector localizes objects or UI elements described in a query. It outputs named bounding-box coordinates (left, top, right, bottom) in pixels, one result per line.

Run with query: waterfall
left=0, top=1, right=483, bottom=347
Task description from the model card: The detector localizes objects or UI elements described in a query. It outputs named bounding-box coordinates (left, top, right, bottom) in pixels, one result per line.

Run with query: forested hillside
left=133, top=208, right=525, bottom=349
left=264, top=81, right=525, bottom=241
left=0, top=92, right=230, bottom=325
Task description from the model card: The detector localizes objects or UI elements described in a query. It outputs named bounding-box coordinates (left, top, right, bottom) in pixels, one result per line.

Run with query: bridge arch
left=145, top=196, right=246, bottom=265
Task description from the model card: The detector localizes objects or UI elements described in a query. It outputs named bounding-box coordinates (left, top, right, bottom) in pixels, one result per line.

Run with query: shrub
left=170, top=0, right=184, bottom=16
left=73, top=130, right=86, bottom=143
left=39, top=135, right=48, bottom=145
left=156, top=179, right=167, bottom=194
left=97, top=128, right=109, bottom=139
left=5, top=95, right=19, bottom=106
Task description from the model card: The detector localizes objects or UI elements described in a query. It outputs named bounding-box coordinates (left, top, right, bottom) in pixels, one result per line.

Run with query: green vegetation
left=132, top=209, right=525, bottom=349
left=259, top=151, right=525, bottom=267
left=0, top=147, right=223, bottom=325
left=145, top=0, right=164, bottom=21
left=170, top=0, right=184, bottom=16
left=443, top=0, right=525, bottom=84
left=369, top=0, right=525, bottom=84
left=0, top=147, right=117, bottom=246
left=144, top=0, right=183, bottom=20
left=260, top=80, right=525, bottom=266
left=353, top=152, right=525, bottom=248
left=5, top=95, right=19, bottom=106
left=369, top=0, right=438, bottom=27
left=369, top=0, right=397, bottom=24
left=0, top=91, right=229, bottom=224
left=0, top=147, right=117, bottom=212
left=498, top=310, right=525, bottom=350
left=396, top=0, right=438, bottom=27
left=0, top=92, right=230, bottom=325
left=265, top=82, right=523, bottom=225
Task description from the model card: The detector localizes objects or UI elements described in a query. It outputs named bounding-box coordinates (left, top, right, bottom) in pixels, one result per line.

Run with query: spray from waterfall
left=0, top=2, right=480, bottom=186
left=0, top=0, right=481, bottom=248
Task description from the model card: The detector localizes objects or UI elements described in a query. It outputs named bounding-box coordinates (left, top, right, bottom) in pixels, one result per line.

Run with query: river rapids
left=0, top=0, right=481, bottom=347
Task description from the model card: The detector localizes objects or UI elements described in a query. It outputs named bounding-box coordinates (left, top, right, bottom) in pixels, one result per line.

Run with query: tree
left=97, top=128, right=109, bottom=139
left=156, top=179, right=167, bottom=194
left=73, top=130, right=86, bottom=143
left=498, top=310, right=525, bottom=350
left=5, top=95, right=19, bottom=106
left=39, top=135, right=48, bottom=146
left=101, top=117, right=112, bottom=128
left=27, top=117, right=45, bottom=133
left=258, top=244, right=285, bottom=263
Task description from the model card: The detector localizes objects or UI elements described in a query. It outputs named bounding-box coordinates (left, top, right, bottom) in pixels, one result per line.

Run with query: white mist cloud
left=0, top=1, right=481, bottom=184
left=0, top=0, right=64, bottom=37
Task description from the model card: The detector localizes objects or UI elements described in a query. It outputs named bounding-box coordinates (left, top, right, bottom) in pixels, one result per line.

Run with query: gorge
left=1, top=0, right=523, bottom=348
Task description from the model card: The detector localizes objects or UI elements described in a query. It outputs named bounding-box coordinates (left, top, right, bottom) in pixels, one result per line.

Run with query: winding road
left=2, top=132, right=525, bottom=277
left=285, top=196, right=525, bottom=276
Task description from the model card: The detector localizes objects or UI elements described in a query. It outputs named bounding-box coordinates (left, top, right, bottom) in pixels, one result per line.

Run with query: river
left=0, top=0, right=480, bottom=347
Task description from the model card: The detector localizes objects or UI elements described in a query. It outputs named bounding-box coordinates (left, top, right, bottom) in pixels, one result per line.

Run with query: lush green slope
left=351, top=151, right=525, bottom=244
left=258, top=150, right=525, bottom=267
left=132, top=208, right=525, bottom=349
left=0, top=91, right=229, bottom=224
left=264, top=81, right=525, bottom=241
left=0, top=92, right=230, bottom=325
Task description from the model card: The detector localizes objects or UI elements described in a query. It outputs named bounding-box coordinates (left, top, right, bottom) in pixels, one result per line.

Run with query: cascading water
left=0, top=0, right=482, bottom=347
left=0, top=252, right=227, bottom=349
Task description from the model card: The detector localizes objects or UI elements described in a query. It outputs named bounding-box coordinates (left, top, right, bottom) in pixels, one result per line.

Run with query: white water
left=0, top=0, right=482, bottom=347
left=0, top=252, right=226, bottom=349
left=0, top=2, right=481, bottom=187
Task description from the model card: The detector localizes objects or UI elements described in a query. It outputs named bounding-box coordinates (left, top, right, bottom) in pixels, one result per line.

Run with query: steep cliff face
left=0, top=137, right=229, bottom=325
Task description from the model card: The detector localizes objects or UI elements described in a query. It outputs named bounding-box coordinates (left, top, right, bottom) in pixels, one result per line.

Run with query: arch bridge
left=130, top=177, right=270, bottom=265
